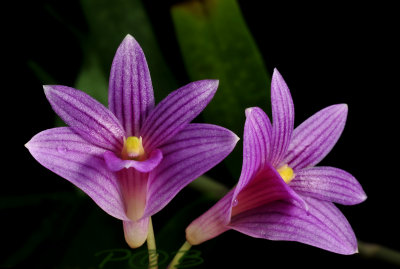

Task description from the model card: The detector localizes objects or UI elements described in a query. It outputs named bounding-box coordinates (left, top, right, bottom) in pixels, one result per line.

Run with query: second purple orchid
left=25, top=35, right=239, bottom=248
left=186, top=69, right=366, bottom=255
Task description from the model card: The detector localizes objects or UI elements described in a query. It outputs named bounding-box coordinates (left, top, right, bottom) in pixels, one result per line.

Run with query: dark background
left=3, top=1, right=399, bottom=268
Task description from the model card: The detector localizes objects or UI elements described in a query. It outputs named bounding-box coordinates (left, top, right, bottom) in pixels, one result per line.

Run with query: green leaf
left=75, top=50, right=109, bottom=106
left=172, top=0, right=271, bottom=176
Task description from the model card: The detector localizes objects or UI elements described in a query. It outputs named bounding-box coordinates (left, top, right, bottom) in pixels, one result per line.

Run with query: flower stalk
left=146, top=217, right=158, bottom=269
left=167, top=241, right=192, bottom=269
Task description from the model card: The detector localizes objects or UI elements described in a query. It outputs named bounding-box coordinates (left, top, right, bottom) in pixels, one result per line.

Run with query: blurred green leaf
left=80, top=0, right=177, bottom=102
left=75, top=50, right=109, bottom=106
left=171, top=0, right=271, bottom=176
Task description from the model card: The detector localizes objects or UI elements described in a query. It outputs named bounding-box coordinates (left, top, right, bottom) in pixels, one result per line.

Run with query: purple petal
left=282, top=104, right=348, bottom=170
left=103, top=149, right=163, bottom=173
left=109, top=35, right=154, bottom=137
left=232, top=164, right=308, bottom=217
left=290, top=166, right=367, bottom=205
left=117, top=168, right=148, bottom=222
left=123, top=217, right=149, bottom=248
left=25, top=127, right=128, bottom=221
left=234, top=107, right=272, bottom=198
left=143, top=123, right=239, bottom=218
left=270, top=69, right=295, bottom=166
left=44, top=85, right=125, bottom=151
left=186, top=190, right=234, bottom=245
left=140, top=80, right=219, bottom=151
left=229, top=196, right=358, bottom=255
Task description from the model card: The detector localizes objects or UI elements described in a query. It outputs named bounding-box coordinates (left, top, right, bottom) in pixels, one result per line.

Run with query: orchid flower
left=25, top=35, right=239, bottom=248
left=185, top=69, right=366, bottom=255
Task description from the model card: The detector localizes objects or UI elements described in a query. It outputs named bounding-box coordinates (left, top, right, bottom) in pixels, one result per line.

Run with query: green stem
left=188, top=175, right=229, bottom=200
left=167, top=241, right=192, bottom=269
left=147, top=217, right=158, bottom=269
left=358, top=240, right=400, bottom=266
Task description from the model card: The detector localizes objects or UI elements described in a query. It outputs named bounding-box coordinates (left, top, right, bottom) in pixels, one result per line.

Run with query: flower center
left=122, top=136, right=146, bottom=160
left=277, top=164, right=295, bottom=184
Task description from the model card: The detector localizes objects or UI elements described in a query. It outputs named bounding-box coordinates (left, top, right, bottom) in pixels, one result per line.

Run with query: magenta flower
left=186, top=69, right=366, bottom=254
left=25, top=35, right=238, bottom=248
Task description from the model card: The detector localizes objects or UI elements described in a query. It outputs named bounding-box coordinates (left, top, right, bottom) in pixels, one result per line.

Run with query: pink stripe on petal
left=25, top=127, right=128, bottom=221
left=143, top=123, right=238, bottom=218
left=109, top=35, right=154, bottom=137
left=270, top=69, right=294, bottom=166
left=282, top=104, right=348, bottom=170
left=230, top=196, right=358, bottom=255
left=140, top=80, right=218, bottom=151
left=123, top=217, right=149, bottom=248
left=290, top=166, right=367, bottom=205
left=44, top=85, right=125, bottom=151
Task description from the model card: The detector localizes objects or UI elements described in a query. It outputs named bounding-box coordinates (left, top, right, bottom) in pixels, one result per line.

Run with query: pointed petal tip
left=272, top=67, right=280, bottom=75
left=244, top=106, right=262, bottom=118
left=201, top=79, right=219, bottom=90
left=358, top=192, right=368, bottom=203
left=272, top=68, right=284, bottom=81
left=24, top=141, right=31, bottom=150
left=336, top=103, right=348, bottom=112
left=43, top=85, right=52, bottom=94
left=234, top=133, right=240, bottom=143
left=245, top=107, right=254, bottom=117
left=122, top=34, right=139, bottom=46
left=124, top=33, right=134, bottom=40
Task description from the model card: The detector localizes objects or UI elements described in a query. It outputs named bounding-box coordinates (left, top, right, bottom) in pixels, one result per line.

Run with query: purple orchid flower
left=25, top=35, right=239, bottom=248
left=185, top=69, right=366, bottom=254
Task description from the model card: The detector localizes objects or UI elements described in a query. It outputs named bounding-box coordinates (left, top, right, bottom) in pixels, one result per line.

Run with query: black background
left=3, top=1, right=399, bottom=268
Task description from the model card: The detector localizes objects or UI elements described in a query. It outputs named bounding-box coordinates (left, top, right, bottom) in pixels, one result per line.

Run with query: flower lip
left=104, top=149, right=163, bottom=173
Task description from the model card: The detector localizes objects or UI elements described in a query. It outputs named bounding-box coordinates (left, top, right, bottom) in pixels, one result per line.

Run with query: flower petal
left=117, top=168, right=148, bottom=221
left=44, top=85, right=125, bottom=151
left=103, top=149, right=163, bottom=173
left=232, top=164, right=307, bottom=218
left=143, top=123, right=239, bottom=218
left=25, top=127, right=128, bottom=221
left=234, top=107, right=272, bottom=198
left=270, top=69, right=295, bottom=166
left=186, top=190, right=234, bottom=245
left=229, top=196, right=358, bottom=255
left=109, top=35, right=154, bottom=137
left=290, top=166, right=367, bottom=205
left=282, top=104, right=348, bottom=170
left=140, top=80, right=219, bottom=151
left=123, top=217, right=149, bottom=248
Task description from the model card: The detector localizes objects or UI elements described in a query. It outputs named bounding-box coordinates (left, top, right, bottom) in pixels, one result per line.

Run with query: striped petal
left=117, top=168, right=148, bottom=222
left=229, top=196, right=358, bottom=255
left=282, top=104, right=348, bottom=170
left=232, top=164, right=307, bottom=218
left=103, top=149, right=163, bottom=173
left=290, top=166, right=367, bottom=205
left=140, top=80, right=219, bottom=152
left=143, top=123, right=239, bottom=218
left=270, top=69, right=294, bottom=166
left=109, top=35, right=154, bottom=137
left=123, top=217, right=149, bottom=248
left=234, top=107, right=272, bottom=198
left=186, top=189, right=234, bottom=245
left=44, top=85, right=125, bottom=151
left=25, top=127, right=128, bottom=221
